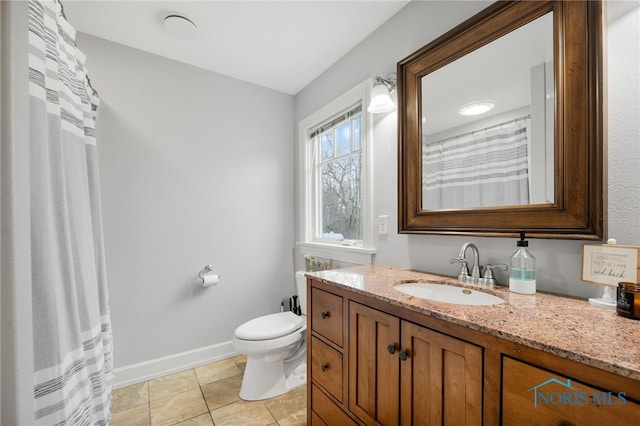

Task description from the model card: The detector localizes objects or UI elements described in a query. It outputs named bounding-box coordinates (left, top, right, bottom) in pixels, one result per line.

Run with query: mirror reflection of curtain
left=423, top=117, right=530, bottom=210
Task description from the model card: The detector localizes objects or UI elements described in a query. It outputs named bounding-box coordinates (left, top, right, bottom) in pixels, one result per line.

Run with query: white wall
left=607, top=1, right=640, bottom=243
left=1, top=1, right=35, bottom=423
left=76, top=34, right=296, bottom=369
left=295, top=0, right=640, bottom=299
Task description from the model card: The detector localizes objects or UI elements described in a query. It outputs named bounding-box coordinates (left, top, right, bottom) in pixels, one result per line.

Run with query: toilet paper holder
left=198, top=265, right=221, bottom=280
left=199, top=265, right=214, bottom=279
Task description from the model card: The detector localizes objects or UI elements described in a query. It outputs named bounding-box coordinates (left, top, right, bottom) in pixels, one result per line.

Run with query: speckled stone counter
left=306, top=264, right=640, bottom=381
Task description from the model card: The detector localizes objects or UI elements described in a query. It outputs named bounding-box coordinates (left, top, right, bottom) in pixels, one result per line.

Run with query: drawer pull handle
left=387, top=344, right=396, bottom=354
left=321, top=363, right=329, bottom=372
left=321, top=311, right=330, bottom=319
left=399, top=350, right=409, bottom=361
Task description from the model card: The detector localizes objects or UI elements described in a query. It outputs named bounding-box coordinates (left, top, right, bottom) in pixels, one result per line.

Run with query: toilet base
left=238, top=341, right=307, bottom=400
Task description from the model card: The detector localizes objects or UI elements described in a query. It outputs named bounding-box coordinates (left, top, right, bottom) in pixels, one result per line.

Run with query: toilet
left=232, top=271, right=308, bottom=400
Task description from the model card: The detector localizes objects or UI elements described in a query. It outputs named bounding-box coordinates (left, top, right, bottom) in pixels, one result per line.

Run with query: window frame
left=314, top=105, right=363, bottom=244
left=297, top=79, right=375, bottom=265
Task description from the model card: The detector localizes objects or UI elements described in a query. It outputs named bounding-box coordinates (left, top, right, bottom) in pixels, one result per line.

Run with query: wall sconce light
left=367, top=74, right=397, bottom=114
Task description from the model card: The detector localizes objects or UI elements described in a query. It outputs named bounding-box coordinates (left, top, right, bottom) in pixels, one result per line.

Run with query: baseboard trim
left=112, top=341, right=237, bottom=388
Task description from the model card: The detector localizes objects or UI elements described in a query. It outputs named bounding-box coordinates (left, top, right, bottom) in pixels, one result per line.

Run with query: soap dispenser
left=509, top=231, right=536, bottom=294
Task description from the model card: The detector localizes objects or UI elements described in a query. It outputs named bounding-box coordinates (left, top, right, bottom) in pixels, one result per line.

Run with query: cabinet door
left=349, top=302, right=401, bottom=426
left=503, top=357, right=640, bottom=425
left=400, top=321, right=483, bottom=426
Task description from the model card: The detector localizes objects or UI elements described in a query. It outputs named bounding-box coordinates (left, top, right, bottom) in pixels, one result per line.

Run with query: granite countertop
left=306, top=264, right=640, bottom=381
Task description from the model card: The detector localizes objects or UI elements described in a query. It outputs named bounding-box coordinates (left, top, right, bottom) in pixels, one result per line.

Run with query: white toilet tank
left=295, top=271, right=308, bottom=315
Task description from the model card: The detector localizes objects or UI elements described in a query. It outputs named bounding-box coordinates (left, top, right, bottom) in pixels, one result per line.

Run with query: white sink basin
left=394, top=283, right=505, bottom=306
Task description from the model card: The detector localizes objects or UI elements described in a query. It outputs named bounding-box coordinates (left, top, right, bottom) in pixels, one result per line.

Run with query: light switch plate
left=378, top=215, right=389, bottom=235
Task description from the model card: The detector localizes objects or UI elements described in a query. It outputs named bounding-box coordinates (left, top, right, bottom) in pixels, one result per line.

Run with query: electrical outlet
left=378, top=215, right=389, bottom=235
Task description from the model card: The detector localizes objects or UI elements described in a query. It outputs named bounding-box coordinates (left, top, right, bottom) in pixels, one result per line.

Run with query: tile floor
left=110, top=355, right=306, bottom=426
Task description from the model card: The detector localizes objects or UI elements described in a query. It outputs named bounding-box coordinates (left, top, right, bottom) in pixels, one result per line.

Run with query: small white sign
left=581, top=244, right=640, bottom=287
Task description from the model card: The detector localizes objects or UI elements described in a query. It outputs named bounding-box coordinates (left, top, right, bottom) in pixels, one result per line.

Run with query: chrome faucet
left=450, top=242, right=508, bottom=286
left=458, top=242, right=482, bottom=279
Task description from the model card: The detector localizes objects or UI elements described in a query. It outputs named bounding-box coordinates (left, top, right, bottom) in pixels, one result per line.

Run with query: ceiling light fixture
left=163, top=14, right=198, bottom=40
left=458, top=101, right=495, bottom=116
left=368, top=74, right=397, bottom=114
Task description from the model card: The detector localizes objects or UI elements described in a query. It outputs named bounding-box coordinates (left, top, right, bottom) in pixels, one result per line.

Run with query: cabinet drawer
left=312, top=384, right=358, bottom=426
left=502, top=357, right=640, bottom=425
left=311, top=287, right=343, bottom=346
left=311, top=336, right=343, bottom=402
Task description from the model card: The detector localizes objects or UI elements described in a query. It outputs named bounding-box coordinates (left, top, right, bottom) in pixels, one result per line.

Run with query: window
left=312, top=105, right=362, bottom=242
left=297, top=80, right=375, bottom=264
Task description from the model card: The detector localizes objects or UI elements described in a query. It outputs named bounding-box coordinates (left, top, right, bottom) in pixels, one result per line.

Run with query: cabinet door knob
left=387, top=344, right=397, bottom=354
left=321, top=311, right=330, bottom=319
left=399, top=350, right=409, bottom=361
left=321, top=363, right=329, bottom=372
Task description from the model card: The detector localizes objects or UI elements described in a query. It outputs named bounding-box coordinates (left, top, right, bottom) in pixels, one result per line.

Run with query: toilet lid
left=234, top=311, right=305, bottom=341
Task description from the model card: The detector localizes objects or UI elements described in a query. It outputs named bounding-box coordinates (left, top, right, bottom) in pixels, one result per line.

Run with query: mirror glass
left=421, top=12, right=554, bottom=211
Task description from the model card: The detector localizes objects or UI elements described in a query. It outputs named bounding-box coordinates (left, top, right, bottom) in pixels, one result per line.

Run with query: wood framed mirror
left=398, top=0, right=604, bottom=239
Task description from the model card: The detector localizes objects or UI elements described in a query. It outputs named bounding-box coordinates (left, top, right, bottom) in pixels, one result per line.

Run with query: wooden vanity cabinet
left=309, top=278, right=483, bottom=426
left=308, top=277, right=640, bottom=426
left=348, top=301, right=482, bottom=426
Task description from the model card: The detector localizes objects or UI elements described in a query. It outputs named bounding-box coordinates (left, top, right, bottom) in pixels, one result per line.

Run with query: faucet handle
left=449, top=257, right=470, bottom=280
left=483, top=263, right=508, bottom=279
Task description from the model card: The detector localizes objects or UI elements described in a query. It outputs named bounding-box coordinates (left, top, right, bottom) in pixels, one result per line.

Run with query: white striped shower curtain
left=422, top=118, right=531, bottom=210
left=28, top=0, right=113, bottom=424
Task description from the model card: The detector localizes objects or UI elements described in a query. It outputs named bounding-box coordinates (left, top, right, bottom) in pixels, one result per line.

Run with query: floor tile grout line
left=146, top=380, right=151, bottom=426
left=112, top=356, right=306, bottom=426
left=197, top=377, right=215, bottom=425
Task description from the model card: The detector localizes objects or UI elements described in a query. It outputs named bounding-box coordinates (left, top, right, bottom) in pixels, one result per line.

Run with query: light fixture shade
left=458, top=101, right=495, bottom=116
left=368, top=84, right=395, bottom=113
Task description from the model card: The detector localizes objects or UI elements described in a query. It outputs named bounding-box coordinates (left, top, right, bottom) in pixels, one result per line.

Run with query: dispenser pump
left=509, top=231, right=536, bottom=294
left=517, top=231, right=528, bottom=247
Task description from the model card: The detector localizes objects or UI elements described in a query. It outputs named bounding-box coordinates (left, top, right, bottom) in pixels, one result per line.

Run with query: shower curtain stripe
left=28, top=0, right=113, bottom=424
left=422, top=118, right=531, bottom=209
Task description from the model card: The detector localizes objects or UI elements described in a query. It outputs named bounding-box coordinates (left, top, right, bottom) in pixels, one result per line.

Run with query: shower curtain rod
left=429, top=113, right=532, bottom=145
left=473, top=113, right=531, bottom=135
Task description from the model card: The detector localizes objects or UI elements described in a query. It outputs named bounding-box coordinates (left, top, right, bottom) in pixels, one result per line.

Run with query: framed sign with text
left=581, top=244, right=640, bottom=286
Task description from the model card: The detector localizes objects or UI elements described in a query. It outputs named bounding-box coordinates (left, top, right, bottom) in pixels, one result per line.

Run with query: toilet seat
left=233, top=326, right=306, bottom=354
left=234, top=311, right=304, bottom=341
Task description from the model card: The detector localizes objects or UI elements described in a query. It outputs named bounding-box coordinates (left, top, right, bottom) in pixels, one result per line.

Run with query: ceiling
left=422, top=11, right=554, bottom=136
left=63, top=0, right=409, bottom=95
